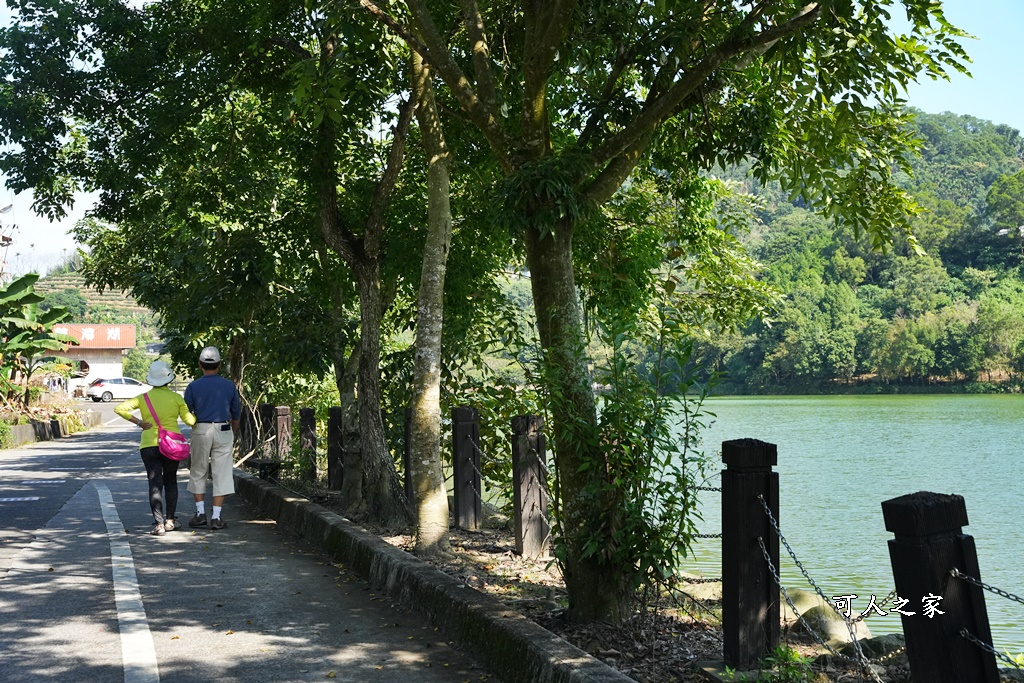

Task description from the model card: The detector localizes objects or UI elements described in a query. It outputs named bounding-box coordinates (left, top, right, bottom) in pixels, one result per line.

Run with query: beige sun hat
left=145, top=360, right=175, bottom=387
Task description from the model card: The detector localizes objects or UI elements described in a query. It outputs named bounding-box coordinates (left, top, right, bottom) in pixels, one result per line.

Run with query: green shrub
left=0, top=421, right=13, bottom=450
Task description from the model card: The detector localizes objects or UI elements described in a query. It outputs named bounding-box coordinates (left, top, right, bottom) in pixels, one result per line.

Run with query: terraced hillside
left=37, top=272, right=148, bottom=313
left=36, top=271, right=159, bottom=338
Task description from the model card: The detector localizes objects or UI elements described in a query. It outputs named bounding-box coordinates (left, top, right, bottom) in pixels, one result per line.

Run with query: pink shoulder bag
left=143, top=393, right=191, bottom=461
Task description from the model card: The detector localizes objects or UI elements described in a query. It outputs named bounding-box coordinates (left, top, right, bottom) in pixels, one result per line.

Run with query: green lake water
left=686, top=393, right=1024, bottom=654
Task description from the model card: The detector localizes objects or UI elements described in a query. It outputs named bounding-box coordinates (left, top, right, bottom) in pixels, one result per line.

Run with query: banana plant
left=0, top=274, right=78, bottom=409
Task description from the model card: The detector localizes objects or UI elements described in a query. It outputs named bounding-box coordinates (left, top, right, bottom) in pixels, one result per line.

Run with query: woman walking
left=114, top=360, right=196, bottom=535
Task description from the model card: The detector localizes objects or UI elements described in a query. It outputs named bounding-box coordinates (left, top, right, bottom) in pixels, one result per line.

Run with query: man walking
left=185, top=346, right=241, bottom=530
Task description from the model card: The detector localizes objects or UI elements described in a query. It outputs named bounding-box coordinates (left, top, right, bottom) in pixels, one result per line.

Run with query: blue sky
left=2, top=0, right=1022, bottom=272
left=903, top=0, right=1024, bottom=133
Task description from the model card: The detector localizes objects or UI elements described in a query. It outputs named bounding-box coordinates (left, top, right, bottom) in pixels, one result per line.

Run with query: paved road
left=0, top=421, right=494, bottom=682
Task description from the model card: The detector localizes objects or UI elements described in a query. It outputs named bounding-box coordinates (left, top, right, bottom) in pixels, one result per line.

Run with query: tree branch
left=460, top=0, right=500, bottom=123
left=360, top=0, right=514, bottom=172
left=364, top=95, right=415, bottom=258
left=356, top=0, right=430, bottom=57
left=586, top=1, right=826, bottom=172
left=582, top=130, right=654, bottom=207
left=261, top=37, right=312, bottom=60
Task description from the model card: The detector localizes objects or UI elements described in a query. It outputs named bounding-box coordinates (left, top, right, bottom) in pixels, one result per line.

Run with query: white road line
left=19, top=480, right=67, bottom=484
left=94, top=483, right=161, bottom=683
left=105, top=417, right=123, bottom=426
left=0, top=497, right=41, bottom=502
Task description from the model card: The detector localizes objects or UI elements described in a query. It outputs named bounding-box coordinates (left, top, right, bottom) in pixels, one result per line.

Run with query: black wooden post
left=722, top=438, right=780, bottom=671
left=299, top=408, right=316, bottom=482
left=274, top=406, right=292, bottom=460
left=327, top=407, right=344, bottom=491
left=512, top=415, right=549, bottom=560
left=403, top=407, right=415, bottom=506
left=882, top=492, right=999, bottom=683
left=451, top=406, right=481, bottom=531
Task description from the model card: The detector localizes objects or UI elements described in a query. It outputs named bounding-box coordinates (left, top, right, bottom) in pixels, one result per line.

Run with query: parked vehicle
left=86, top=377, right=152, bottom=402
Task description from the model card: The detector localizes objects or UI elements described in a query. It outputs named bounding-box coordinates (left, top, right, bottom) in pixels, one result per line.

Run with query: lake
left=684, top=394, right=1024, bottom=655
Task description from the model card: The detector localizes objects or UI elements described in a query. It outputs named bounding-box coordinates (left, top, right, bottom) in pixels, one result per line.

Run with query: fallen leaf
left=170, top=636, right=180, bottom=640
left=326, top=672, right=336, bottom=678
left=225, top=630, right=234, bottom=635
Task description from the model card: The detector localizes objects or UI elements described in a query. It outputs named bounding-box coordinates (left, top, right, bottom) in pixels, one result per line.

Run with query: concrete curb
left=233, top=470, right=634, bottom=683
left=8, top=409, right=103, bottom=447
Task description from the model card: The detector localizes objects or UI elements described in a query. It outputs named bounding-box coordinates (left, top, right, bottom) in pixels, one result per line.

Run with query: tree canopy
left=0, top=0, right=975, bottom=624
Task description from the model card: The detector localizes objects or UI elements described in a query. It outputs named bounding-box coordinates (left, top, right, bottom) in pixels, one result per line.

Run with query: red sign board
left=51, top=324, right=136, bottom=349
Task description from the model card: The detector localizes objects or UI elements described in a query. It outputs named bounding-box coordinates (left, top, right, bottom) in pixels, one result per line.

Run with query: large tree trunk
left=409, top=52, right=453, bottom=557
left=524, top=218, right=629, bottom=623
left=354, top=261, right=411, bottom=527
left=312, top=44, right=413, bottom=527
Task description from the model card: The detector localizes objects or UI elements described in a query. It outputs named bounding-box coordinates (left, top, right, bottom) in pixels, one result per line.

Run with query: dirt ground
left=369, top=523, right=908, bottom=683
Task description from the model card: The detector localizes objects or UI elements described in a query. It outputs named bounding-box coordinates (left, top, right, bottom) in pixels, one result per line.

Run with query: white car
left=86, top=377, right=152, bottom=402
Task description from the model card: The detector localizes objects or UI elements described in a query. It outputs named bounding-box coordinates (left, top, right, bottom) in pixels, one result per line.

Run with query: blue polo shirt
left=184, top=374, right=241, bottom=422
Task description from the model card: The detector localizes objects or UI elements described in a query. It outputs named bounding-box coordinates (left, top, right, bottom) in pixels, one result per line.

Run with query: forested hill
left=701, top=110, right=1024, bottom=393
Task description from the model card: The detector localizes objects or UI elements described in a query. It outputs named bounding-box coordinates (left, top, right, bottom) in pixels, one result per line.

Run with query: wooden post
left=403, top=407, right=414, bottom=506
left=327, top=407, right=344, bottom=491
left=451, top=406, right=481, bottom=531
left=512, top=415, right=549, bottom=560
left=299, top=408, right=316, bottom=482
left=722, top=438, right=779, bottom=670
left=274, top=406, right=292, bottom=460
left=882, top=492, right=999, bottom=683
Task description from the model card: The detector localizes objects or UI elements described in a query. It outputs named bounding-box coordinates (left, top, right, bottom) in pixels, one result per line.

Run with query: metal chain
left=755, top=494, right=895, bottom=679
left=688, top=471, right=722, bottom=493
left=679, top=576, right=722, bottom=584
left=461, top=436, right=487, bottom=500
left=756, top=536, right=845, bottom=659
left=752, top=494, right=896, bottom=624
left=756, top=537, right=885, bottom=683
left=951, top=568, right=1024, bottom=607
left=466, top=435, right=487, bottom=461
left=667, top=584, right=726, bottom=627
left=959, top=628, right=1024, bottom=669
left=756, top=494, right=836, bottom=608
left=695, top=533, right=722, bottom=539
left=675, top=592, right=722, bottom=625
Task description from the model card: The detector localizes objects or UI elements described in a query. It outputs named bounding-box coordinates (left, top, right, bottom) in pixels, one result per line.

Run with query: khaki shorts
left=188, top=423, right=235, bottom=497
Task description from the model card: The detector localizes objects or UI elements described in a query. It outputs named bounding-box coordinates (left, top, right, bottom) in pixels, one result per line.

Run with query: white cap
left=146, top=360, right=175, bottom=387
left=199, top=346, right=221, bottom=364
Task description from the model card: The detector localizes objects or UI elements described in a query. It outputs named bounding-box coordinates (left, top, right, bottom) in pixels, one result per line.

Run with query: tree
left=2, top=0, right=419, bottom=526
left=40, top=289, right=88, bottom=319
left=122, top=347, right=152, bottom=383
left=357, top=0, right=969, bottom=622
left=984, top=169, right=1024, bottom=268
left=407, top=51, right=455, bottom=556
left=0, top=274, right=77, bottom=408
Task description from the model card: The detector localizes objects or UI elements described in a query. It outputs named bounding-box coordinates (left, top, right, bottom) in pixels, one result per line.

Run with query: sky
left=2, top=0, right=1023, bottom=274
